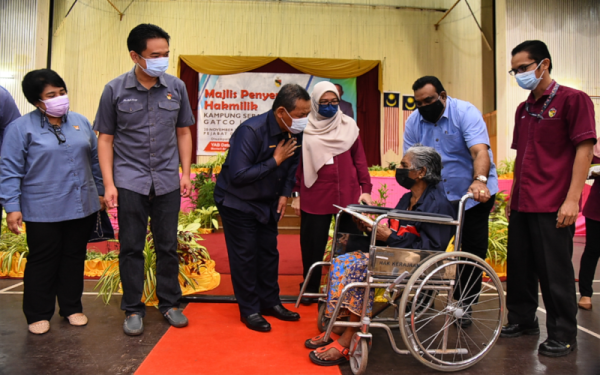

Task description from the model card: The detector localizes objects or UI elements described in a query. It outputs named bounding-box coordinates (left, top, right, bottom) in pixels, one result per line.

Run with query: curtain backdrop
left=178, top=56, right=381, bottom=166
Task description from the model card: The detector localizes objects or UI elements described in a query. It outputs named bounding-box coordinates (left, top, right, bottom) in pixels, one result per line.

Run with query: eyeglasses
left=508, top=61, right=537, bottom=76
left=318, top=99, right=340, bottom=105
left=49, top=125, right=66, bottom=145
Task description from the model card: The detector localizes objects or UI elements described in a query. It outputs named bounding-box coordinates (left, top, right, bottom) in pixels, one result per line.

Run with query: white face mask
left=137, top=55, right=169, bottom=77
left=282, top=108, right=308, bottom=134
left=515, top=60, right=545, bottom=91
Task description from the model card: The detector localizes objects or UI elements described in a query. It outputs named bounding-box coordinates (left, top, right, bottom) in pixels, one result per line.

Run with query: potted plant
left=497, top=158, right=515, bottom=180
left=96, top=226, right=206, bottom=306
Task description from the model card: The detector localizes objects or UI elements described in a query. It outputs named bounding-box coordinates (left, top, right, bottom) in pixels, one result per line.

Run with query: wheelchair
left=296, top=194, right=505, bottom=373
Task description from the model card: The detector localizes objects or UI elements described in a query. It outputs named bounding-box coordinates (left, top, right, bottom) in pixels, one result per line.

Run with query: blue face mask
left=515, top=60, right=545, bottom=91
left=318, top=104, right=339, bottom=118
left=283, top=108, right=308, bottom=134
left=138, top=55, right=169, bottom=77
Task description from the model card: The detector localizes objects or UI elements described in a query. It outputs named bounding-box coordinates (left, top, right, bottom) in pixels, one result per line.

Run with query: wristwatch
left=291, top=192, right=300, bottom=198
left=474, top=175, right=488, bottom=184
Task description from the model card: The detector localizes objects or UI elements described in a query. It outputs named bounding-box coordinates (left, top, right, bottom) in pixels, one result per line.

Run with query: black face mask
left=395, top=168, right=417, bottom=189
left=418, top=98, right=445, bottom=123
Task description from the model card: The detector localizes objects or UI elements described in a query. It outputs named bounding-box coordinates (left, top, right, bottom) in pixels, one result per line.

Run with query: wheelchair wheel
left=399, top=252, right=504, bottom=372
left=349, top=334, right=369, bottom=375
left=317, top=301, right=330, bottom=333
left=404, top=289, right=437, bottom=320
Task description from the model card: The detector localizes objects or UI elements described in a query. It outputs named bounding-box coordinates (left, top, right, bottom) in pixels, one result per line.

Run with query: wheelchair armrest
left=344, top=204, right=396, bottom=215
left=387, top=209, right=455, bottom=223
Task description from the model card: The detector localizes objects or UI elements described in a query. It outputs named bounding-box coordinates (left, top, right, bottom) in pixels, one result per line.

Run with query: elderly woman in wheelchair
left=307, top=145, right=457, bottom=366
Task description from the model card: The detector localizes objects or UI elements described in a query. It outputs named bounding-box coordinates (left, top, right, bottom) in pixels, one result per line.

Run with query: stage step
left=214, top=198, right=300, bottom=234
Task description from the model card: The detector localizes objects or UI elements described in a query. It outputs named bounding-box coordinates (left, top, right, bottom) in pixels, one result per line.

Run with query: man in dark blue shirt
left=215, top=84, right=310, bottom=332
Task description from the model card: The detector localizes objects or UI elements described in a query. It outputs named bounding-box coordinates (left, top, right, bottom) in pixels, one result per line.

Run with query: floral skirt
left=325, top=251, right=374, bottom=318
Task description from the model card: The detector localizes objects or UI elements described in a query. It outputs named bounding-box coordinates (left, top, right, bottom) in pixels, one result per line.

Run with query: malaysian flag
left=383, top=92, right=400, bottom=154
left=402, top=95, right=416, bottom=131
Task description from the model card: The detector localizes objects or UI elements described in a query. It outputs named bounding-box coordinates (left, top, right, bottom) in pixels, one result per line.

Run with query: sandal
left=305, top=331, right=340, bottom=349
left=309, top=340, right=349, bottom=366
left=28, top=320, right=50, bottom=335
left=66, top=313, right=88, bottom=326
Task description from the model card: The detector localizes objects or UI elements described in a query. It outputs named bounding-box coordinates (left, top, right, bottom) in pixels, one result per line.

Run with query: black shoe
left=123, top=314, right=144, bottom=336
left=500, top=318, right=540, bottom=338
left=241, top=313, right=271, bottom=332
left=538, top=339, right=577, bottom=357
left=456, top=313, right=472, bottom=328
left=261, top=304, right=300, bottom=321
left=300, top=297, right=317, bottom=306
left=163, top=307, right=188, bottom=328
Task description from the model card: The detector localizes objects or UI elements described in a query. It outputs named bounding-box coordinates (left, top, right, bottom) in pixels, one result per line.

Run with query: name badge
left=73, top=125, right=80, bottom=130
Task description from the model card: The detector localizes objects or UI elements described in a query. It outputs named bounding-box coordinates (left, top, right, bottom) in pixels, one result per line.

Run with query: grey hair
left=405, top=144, right=443, bottom=185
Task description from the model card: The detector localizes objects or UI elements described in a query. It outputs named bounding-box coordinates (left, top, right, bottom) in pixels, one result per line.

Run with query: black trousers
left=507, top=211, right=577, bottom=342
left=117, top=187, right=181, bottom=316
left=453, top=196, right=495, bottom=306
left=300, top=211, right=362, bottom=293
left=579, top=217, right=600, bottom=297
left=217, top=203, right=281, bottom=317
left=23, top=213, right=96, bottom=324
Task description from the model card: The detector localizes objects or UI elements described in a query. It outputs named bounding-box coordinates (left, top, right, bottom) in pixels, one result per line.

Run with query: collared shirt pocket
left=440, top=130, right=465, bottom=154
left=535, top=118, right=568, bottom=145
left=116, top=101, right=144, bottom=130
left=157, top=100, right=181, bottom=127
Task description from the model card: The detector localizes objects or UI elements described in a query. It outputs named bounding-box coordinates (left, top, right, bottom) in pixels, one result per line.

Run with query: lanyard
left=525, top=82, right=560, bottom=120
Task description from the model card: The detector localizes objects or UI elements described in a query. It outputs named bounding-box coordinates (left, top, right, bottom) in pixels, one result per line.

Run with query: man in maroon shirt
left=501, top=40, right=597, bottom=357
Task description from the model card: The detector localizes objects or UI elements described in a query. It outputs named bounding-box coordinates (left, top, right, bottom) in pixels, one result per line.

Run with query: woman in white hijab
left=291, top=81, right=373, bottom=303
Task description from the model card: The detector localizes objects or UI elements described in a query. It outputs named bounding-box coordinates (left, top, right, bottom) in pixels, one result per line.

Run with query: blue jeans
left=117, top=187, right=181, bottom=316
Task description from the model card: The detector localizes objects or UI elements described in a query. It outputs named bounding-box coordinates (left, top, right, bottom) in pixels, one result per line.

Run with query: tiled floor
left=0, top=239, right=598, bottom=375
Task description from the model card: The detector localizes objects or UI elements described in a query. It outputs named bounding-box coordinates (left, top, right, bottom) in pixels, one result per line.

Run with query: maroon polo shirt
left=511, top=81, right=597, bottom=213
left=293, top=137, right=373, bottom=215
left=583, top=155, right=600, bottom=222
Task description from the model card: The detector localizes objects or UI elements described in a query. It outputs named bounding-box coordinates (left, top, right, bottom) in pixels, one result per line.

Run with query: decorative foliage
left=86, top=250, right=119, bottom=261
left=0, top=231, right=28, bottom=275
left=487, top=214, right=508, bottom=266
left=178, top=206, right=219, bottom=231
left=96, top=227, right=211, bottom=305
left=497, top=158, right=515, bottom=177
left=373, top=183, right=389, bottom=207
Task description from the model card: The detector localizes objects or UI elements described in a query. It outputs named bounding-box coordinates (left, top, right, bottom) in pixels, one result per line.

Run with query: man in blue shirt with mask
left=404, top=76, right=499, bottom=328
left=215, top=84, right=309, bottom=332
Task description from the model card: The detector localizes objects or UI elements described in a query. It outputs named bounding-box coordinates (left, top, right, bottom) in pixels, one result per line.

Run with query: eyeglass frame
left=508, top=61, right=539, bottom=76
left=318, top=99, right=340, bottom=105
left=49, top=125, right=67, bottom=145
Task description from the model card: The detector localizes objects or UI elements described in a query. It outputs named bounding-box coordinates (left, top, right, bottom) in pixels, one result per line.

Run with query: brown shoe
left=28, top=320, right=50, bottom=335
left=66, top=313, right=88, bottom=326
left=578, top=297, right=592, bottom=310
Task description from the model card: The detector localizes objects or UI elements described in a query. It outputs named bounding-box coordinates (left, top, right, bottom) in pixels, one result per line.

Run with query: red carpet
left=200, top=233, right=302, bottom=275
left=135, top=303, right=341, bottom=375
left=195, top=274, right=304, bottom=296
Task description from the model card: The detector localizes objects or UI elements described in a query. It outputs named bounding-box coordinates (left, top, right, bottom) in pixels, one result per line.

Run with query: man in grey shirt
left=94, top=24, right=195, bottom=336
left=0, top=86, right=21, bottom=225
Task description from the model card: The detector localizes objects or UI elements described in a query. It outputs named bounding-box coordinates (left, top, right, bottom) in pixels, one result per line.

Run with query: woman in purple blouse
left=291, top=81, right=372, bottom=302
left=578, top=138, right=600, bottom=310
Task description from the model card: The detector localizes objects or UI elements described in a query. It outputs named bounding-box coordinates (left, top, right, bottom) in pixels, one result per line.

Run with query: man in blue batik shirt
left=214, top=84, right=310, bottom=333
left=403, top=76, right=499, bottom=328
